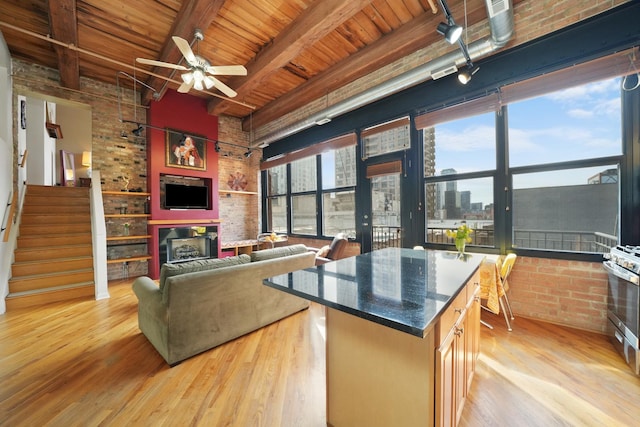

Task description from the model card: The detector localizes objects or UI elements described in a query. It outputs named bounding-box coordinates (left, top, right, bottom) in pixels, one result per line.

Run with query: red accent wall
left=147, top=89, right=220, bottom=279
left=148, top=89, right=219, bottom=220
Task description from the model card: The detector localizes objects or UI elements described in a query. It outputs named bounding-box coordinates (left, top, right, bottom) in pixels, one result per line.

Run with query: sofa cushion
left=159, top=254, right=251, bottom=292
left=250, top=244, right=308, bottom=262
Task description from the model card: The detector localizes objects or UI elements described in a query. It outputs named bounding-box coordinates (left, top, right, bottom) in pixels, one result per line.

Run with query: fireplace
left=158, top=225, right=218, bottom=267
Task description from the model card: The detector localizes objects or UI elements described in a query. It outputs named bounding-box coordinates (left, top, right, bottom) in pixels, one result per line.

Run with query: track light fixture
left=457, top=62, right=479, bottom=84
left=214, top=141, right=221, bottom=152
left=436, top=0, right=480, bottom=85
left=437, top=21, right=462, bottom=44
left=120, top=131, right=128, bottom=139
left=131, top=124, right=144, bottom=136
left=244, top=149, right=252, bottom=158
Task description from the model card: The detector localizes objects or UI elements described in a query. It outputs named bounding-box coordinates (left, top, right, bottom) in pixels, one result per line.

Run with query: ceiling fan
left=136, top=29, right=247, bottom=98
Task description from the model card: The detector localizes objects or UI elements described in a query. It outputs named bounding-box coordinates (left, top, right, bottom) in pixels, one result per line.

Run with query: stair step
left=22, top=204, right=89, bottom=215
left=12, top=256, right=93, bottom=277
left=9, top=269, right=95, bottom=293
left=21, top=213, right=91, bottom=225
left=14, top=244, right=93, bottom=262
left=5, top=283, right=95, bottom=310
left=26, top=185, right=90, bottom=197
left=19, top=223, right=92, bottom=235
left=17, top=233, right=92, bottom=249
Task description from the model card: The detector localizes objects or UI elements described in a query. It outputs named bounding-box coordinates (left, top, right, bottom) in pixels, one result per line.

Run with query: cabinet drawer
left=436, top=288, right=468, bottom=346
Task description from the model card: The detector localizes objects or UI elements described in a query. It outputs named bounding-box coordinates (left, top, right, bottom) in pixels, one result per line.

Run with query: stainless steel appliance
left=603, top=245, right=640, bottom=375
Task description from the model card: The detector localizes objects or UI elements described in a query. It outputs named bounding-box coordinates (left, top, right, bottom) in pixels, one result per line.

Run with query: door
left=370, top=171, right=402, bottom=250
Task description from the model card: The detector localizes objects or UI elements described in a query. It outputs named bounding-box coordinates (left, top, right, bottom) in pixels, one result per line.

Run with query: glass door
left=370, top=173, right=402, bottom=250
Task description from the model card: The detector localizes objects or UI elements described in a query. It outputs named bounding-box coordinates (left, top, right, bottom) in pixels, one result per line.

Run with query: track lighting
left=120, top=131, right=128, bottom=139
left=244, top=149, right=252, bottom=158
left=131, top=124, right=144, bottom=136
left=437, top=22, right=462, bottom=44
left=457, top=63, right=479, bottom=84
left=214, top=141, right=221, bottom=152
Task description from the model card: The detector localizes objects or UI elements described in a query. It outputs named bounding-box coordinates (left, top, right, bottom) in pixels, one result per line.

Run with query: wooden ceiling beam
left=140, top=0, right=226, bottom=104
left=48, top=0, right=80, bottom=90
left=242, top=3, right=490, bottom=131
left=207, top=0, right=373, bottom=116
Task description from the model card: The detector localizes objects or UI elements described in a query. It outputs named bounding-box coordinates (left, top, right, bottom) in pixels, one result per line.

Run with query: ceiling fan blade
left=206, top=65, right=247, bottom=76
left=210, top=76, right=237, bottom=98
left=136, top=57, right=188, bottom=70
left=177, top=80, right=194, bottom=93
left=172, top=36, right=197, bottom=65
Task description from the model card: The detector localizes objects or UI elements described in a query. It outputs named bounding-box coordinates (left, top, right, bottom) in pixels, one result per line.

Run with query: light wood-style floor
left=1, top=280, right=639, bottom=426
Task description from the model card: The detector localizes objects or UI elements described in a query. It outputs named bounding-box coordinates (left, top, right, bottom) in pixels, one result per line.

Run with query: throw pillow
left=159, top=254, right=251, bottom=292
left=250, top=244, right=308, bottom=262
left=316, top=245, right=331, bottom=258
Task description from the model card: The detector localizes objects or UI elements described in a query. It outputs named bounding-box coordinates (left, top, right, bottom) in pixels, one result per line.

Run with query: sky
left=435, top=76, right=623, bottom=205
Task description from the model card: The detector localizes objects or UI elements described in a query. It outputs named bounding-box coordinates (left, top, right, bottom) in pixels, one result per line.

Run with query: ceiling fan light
left=437, top=22, right=463, bottom=44
left=194, top=79, right=204, bottom=91
left=203, top=76, right=215, bottom=89
left=193, top=69, right=205, bottom=82
left=181, top=72, right=194, bottom=84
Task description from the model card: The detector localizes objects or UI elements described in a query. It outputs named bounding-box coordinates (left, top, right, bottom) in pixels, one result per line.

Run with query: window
left=422, top=112, right=496, bottom=248
left=322, top=145, right=356, bottom=237
left=362, top=117, right=410, bottom=159
left=266, top=165, right=287, bottom=232
left=508, top=77, right=622, bottom=252
left=425, top=177, right=494, bottom=246
left=290, top=156, right=317, bottom=235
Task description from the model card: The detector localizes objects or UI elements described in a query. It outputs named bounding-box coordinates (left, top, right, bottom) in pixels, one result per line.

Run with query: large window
left=423, top=112, right=496, bottom=248
left=264, top=141, right=356, bottom=238
left=508, top=77, right=622, bottom=252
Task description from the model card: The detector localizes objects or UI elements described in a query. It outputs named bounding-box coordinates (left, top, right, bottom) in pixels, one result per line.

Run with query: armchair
left=309, top=233, right=349, bottom=265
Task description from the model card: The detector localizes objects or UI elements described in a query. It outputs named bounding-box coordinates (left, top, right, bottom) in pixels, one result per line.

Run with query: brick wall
left=217, top=115, right=262, bottom=242
left=11, top=60, right=258, bottom=278
left=506, top=257, right=608, bottom=333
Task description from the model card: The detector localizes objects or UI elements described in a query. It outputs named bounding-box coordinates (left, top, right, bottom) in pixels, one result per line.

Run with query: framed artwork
left=165, top=129, right=207, bottom=171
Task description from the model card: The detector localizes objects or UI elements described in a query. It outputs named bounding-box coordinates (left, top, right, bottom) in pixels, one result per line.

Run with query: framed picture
left=165, top=129, right=207, bottom=171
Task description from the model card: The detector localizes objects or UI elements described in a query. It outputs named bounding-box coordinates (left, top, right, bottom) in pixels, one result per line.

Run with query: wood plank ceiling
left=1, top=0, right=511, bottom=132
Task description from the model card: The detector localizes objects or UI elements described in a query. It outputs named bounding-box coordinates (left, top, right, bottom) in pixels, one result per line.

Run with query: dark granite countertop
left=263, top=247, right=484, bottom=338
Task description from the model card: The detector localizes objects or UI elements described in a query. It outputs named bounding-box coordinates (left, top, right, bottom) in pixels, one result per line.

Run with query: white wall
left=0, top=30, right=14, bottom=314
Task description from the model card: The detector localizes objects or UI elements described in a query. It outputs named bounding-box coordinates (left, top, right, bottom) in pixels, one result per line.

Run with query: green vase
left=455, top=238, right=466, bottom=255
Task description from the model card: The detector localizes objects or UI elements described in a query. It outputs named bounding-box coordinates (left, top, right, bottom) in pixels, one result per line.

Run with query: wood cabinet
left=102, top=191, right=151, bottom=265
left=436, top=272, right=481, bottom=427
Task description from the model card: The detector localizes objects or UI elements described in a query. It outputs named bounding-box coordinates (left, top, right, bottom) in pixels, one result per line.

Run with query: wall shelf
left=102, top=191, right=150, bottom=197
left=107, top=235, right=152, bottom=242
left=105, top=214, right=151, bottom=218
left=107, top=255, right=152, bottom=264
left=220, top=190, right=258, bottom=196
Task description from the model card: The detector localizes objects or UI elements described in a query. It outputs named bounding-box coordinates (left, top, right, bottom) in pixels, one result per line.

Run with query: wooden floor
left=1, top=280, right=639, bottom=426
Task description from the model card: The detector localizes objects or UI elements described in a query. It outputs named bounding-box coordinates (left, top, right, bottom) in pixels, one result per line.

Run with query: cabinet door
left=465, top=288, right=481, bottom=393
left=437, top=310, right=467, bottom=427
left=436, top=327, right=457, bottom=427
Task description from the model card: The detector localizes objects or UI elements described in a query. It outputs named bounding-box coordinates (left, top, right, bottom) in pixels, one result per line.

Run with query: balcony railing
left=372, top=226, right=402, bottom=250
left=426, top=226, right=617, bottom=253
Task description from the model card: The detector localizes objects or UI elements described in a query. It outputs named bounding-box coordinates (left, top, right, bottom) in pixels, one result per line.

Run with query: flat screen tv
left=164, top=183, right=210, bottom=209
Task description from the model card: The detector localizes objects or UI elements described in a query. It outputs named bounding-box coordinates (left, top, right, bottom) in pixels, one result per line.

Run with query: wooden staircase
left=6, top=185, right=95, bottom=310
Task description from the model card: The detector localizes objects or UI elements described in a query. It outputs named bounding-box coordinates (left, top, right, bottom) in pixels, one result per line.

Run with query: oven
left=603, top=246, right=640, bottom=375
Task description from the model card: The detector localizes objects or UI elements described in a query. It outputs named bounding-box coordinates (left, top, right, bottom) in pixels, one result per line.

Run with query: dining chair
left=497, top=253, right=517, bottom=331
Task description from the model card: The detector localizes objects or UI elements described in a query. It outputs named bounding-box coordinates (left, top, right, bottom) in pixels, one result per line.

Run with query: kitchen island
left=264, top=248, right=483, bottom=427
